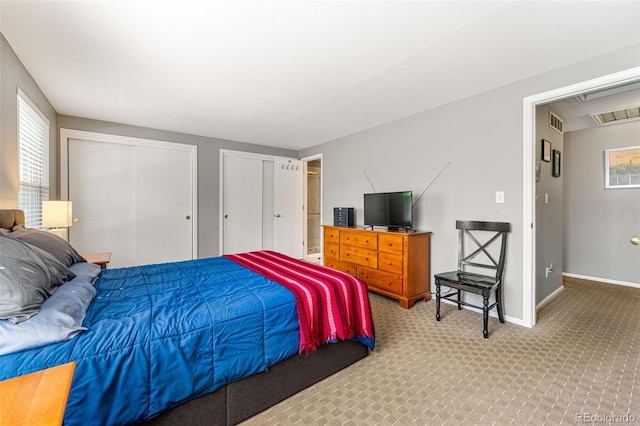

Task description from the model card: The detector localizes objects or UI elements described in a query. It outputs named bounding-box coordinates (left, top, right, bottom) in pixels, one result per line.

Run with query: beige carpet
left=242, top=277, right=640, bottom=425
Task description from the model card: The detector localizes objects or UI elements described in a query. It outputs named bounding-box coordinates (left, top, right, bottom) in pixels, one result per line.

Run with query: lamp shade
left=42, top=201, right=73, bottom=228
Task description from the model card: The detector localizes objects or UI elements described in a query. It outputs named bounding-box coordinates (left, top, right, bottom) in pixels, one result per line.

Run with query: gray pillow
left=7, top=225, right=86, bottom=267
left=0, top=261, right=100, bottom=355
left=0, top=236, right=76, bottom=323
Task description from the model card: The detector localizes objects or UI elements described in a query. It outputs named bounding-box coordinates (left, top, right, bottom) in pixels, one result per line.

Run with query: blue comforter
left=0, top=257, right=300, bottom=425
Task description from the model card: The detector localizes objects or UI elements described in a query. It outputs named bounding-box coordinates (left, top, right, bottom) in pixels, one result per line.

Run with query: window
left=604, top=146, right=640, bottom=189
left=18, top=91, right=50, bottom=228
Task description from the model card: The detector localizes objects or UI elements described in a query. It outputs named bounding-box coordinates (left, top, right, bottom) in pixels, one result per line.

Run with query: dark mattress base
left=144, top=340, right=369, bottom=426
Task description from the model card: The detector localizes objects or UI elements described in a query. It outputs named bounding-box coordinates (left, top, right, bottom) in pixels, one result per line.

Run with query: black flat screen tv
left=364, top=191, right=413, bottom=230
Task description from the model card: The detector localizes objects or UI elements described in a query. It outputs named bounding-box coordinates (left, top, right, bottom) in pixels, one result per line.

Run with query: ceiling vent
left=591, top=106, right=640, bottom=127
left=549, top=111, right=563, bottom=134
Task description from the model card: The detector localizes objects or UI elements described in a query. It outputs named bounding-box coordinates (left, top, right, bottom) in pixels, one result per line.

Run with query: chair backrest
left=455, top=220, right=510, bottom=279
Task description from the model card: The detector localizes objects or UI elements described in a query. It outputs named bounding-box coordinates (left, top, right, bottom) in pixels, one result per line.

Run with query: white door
left=67, top=137, right=195, bottom=268
left=222, top=155, right=264, bottom=254
left=274, top=158, right=303, bottom=258
left=133, top=146, right=194, bottom=265
left=220, top=152, right=303, bottom=258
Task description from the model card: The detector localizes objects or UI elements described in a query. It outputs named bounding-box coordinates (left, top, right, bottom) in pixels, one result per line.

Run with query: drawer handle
left=387, top=281, right=392, bottom=285
left=346, top=237, right=350, bottom=240
left=345, top=253, right=350, bottom=256
left=365, top=257, right=369, bottom=260
left=364, top=274, right=369, bottom=278
left=387, top=243, right=392, bottom=246
left=365, top=239, right=369, bottom=243
left=387, top=262, right=392, bottom=265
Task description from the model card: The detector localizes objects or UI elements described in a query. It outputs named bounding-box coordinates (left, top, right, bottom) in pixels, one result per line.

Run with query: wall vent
left=591, top=106, right=640, bottom=127
left=549, top=111, right=563, bottom=134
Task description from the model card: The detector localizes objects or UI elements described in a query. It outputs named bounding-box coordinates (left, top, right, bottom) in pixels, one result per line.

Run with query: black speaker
left=333, top=207, right=354, bottom=227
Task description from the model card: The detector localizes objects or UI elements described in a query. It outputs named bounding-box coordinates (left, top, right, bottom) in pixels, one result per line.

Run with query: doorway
left=522, top=67, right=640, bottom=328
left=303, top=155, right=322, bottom=263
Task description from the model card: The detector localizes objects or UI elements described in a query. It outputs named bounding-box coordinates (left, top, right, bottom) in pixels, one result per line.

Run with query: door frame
left=301, top=153, right=323, bottom=261
left=521, top=66, right=640, bottom=328
left=59, top=128, right=198, bottom=258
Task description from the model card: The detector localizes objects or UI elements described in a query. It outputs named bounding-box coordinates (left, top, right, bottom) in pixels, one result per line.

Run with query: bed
left=0, top=209, right=374, bottom=425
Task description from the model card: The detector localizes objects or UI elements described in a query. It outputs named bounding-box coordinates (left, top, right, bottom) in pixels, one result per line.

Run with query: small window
left=604, top=146, right=640, bottom=189
left=17, top=90, right=50, bottom=228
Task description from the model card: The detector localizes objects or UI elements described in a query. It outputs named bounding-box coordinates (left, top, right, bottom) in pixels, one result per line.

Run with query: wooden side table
left=83, top=252, right=112, bottom=269
left=0, top=362, right=76, bottom=426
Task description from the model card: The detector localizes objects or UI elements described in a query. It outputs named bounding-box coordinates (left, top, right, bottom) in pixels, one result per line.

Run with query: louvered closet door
left=68, top=138, right=194, bottom=268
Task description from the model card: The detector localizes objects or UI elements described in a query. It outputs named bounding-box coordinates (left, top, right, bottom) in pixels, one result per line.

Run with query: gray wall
left=57, top=116, right=297, bottom=259
left=564, top=121, right=640, bottom=284
left=535, top=104, right=564, bottom=305
left=301, top=43, right=640, bottom=322
left=1, top=33, right=58, bottom=206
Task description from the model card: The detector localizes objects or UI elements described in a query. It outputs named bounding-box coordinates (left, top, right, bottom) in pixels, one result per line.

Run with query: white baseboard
left=439, top=298, right=526, bottom=327
left=536, top=285, right=564, bottom=310
left=563, top=272, right=640, bottom=289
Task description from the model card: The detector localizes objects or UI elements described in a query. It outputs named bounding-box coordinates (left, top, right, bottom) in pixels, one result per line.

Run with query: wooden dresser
left=323, top=226, right=431, bottom=308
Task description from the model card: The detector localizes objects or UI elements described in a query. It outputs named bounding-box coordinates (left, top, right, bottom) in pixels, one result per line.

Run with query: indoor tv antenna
left=413, top=161, right=452, bottom=207
left=363, top=169, right=377, bottom=193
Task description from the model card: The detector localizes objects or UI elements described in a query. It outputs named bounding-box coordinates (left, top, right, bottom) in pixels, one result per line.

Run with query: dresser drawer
left=340, top=230, right=377, bottom=250
left=324, top=227, right=340, bottom=243
left=358, top=267, right=403, bottom=295
left=324, top=243, right=340, bottom=260
left=340, top=245, right=377, bottom=268
left=323, top=258, right=357, bottom=277
left=378, top=252, right=404, bottom=275
left=378, top=234, right=404, bottom=255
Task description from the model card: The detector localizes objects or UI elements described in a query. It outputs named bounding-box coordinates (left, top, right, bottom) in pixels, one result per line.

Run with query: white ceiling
left=549, top=83, right=640, bottom=133
left=2, top=1, right=639, bottom=150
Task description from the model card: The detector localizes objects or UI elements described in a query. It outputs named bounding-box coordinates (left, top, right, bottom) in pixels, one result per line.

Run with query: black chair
left=434, top=220, right=510, bottom=338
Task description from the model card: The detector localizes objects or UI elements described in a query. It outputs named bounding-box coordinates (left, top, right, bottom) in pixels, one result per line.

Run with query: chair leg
left=435, top=280, right=441, bottom=321
left=457, top=290, right=462, bottom=310
left=496, top=285, right=505, bottom=324
left=482, top=291, right=490, bottom=338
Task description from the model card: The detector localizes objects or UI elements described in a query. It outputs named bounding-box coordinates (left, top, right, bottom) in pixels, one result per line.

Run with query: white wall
left=301, top=43, right=640, bottom=323
left=564, top=121, right=640, bottom=284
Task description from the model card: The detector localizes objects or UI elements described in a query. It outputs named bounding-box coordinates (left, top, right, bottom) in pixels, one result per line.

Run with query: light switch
left=545, top=193, right=549, bottom=204
left=496, top=191, right=505, bottom=204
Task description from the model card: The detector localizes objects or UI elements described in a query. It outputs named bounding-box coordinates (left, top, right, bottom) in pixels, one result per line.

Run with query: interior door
left=133, top=146, right=194, bottom=265
left=274, top=158, right=303, bottom=258
left=222, top=155, right=264, bottom=254
left=68, top=138, right=195, bottom=268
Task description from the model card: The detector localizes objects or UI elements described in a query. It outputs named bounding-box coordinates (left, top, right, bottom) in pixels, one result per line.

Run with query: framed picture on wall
left=542, top=139, right=551, bottom=162
left=552, top=149, right=561, bottom=177
left=604, top=145, right=640, bottom=189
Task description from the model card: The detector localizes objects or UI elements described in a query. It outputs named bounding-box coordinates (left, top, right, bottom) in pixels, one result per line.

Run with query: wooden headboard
left=0, top=209, right=25, bottom=230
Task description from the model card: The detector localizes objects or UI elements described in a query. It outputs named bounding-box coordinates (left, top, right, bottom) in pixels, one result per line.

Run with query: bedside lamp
left=42, top=200, right=73, bottom=240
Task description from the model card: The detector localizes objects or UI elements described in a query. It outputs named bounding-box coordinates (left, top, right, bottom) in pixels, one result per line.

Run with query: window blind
left=18, top=93, right=50, bottom=229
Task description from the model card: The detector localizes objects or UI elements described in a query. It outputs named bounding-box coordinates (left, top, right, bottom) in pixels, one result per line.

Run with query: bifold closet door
left=68, top=138, right=194, bottom=268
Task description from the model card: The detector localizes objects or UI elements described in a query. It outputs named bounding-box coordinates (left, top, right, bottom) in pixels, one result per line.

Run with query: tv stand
left=323, top=226, right=431, bottom=308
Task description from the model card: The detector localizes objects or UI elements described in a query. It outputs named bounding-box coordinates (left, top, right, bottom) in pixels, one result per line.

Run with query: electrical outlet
left=496, top=191, right=505, bottom=203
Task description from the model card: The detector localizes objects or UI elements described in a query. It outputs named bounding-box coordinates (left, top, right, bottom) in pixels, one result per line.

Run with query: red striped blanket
left=224, top=251, right=375, bottom=354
